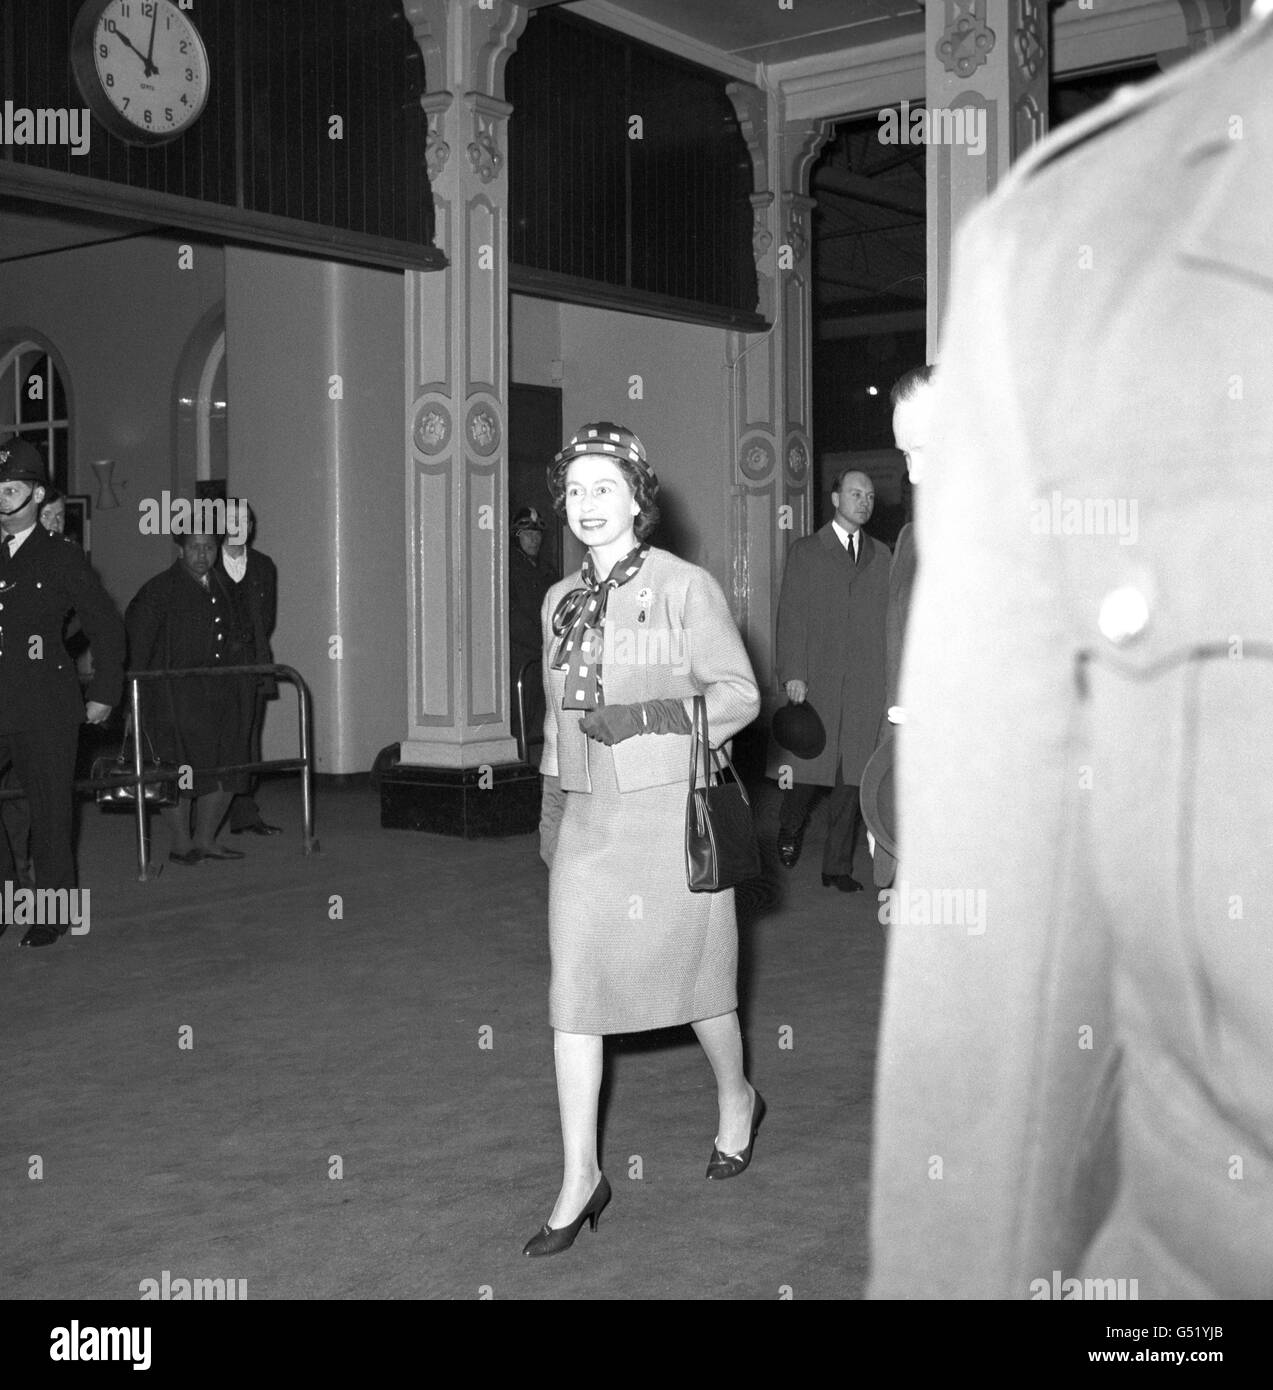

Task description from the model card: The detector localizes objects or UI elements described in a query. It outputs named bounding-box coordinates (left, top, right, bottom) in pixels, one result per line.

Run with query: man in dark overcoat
left=0, top=437, right=125, bottom=946
left=509, top=505, right=554, bottom=757
left=870, top=13, right=1273, bottom=1298
left=219, top=506, right=282, bottom=836
left=774, top=469, right=889, bottom=890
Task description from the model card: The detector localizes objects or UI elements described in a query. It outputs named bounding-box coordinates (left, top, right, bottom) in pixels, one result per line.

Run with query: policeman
left=509, top=505, right=554, bottom=756
left=0, top=436, right=125, bottom=947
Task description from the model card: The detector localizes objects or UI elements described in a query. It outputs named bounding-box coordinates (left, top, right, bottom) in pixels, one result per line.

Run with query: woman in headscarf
left=524, top=422, right=763, bottom=1257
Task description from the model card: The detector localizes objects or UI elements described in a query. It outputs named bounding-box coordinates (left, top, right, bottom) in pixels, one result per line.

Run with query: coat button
left=1098, top=586, right=1150, bottom=645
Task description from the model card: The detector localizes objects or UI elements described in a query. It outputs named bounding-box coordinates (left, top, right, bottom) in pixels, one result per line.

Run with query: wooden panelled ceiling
left=565, top=0, right=924, bottom=64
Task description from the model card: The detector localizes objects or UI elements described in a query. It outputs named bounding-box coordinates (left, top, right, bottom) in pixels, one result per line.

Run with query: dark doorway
left=507, top=382, right=563, bottom=764
left=508, top=383, right=564, bottom=580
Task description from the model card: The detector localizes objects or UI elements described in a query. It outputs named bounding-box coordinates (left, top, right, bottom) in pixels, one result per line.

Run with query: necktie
left=0, top=535, right=13, bottom=565
left=848, top=533, right=858, bottom=565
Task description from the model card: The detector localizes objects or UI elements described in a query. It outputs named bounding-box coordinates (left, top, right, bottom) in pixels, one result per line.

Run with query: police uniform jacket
left=869, top=15, right=1273, bottom=1300
left=0, top=524, right=124, bottom=733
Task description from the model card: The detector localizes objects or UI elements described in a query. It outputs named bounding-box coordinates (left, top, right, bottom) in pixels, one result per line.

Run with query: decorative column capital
left=420, top=91, right=454, bottom=181
left=402, top=0, right=529, bottom=102
left=464, top=91, right=514, bottom=184
left=780, top=114, right=835, bottom=200
left=726, top=80, right=770, bottom=194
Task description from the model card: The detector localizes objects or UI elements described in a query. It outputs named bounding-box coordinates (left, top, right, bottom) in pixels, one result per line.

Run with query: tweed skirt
left=548, top=744, right=739, bottom=1034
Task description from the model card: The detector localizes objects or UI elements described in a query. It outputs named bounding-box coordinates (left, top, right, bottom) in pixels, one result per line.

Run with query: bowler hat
left=859, top=729, right=897, bottom=861
left=772, top=699, right=826, bottom=761
left=0, top=436, right=46, bottom=485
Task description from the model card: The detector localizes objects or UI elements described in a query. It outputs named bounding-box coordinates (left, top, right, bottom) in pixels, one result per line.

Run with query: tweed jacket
left=870, top=15, right=1273, bottom=1300
left=774, top=522, right=889, bottom=785
left=0, top=523, right=125, bottom=733
left=539, top=547, right=760, bottom=793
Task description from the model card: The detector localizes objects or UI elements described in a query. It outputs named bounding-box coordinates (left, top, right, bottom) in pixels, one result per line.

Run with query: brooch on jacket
left=637, top=587, right=652, bottom=623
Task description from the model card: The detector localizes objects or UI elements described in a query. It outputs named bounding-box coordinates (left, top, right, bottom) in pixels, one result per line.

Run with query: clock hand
left=113, top=28, right=154, bottom=72
left=144, top=3, right=160, bottom=74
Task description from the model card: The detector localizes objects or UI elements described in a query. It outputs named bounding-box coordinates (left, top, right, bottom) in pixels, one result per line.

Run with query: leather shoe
left=821, top=873, right=863, bottom=892
left=20, top=924, right=59, bottom=948
left=199, top=847, right=246, bottom=860
left=777, top=831, right=803, bottom=868
left=522, top=1175, right=611, bottom=1257
left=706, top=1089, right=766, bottom=1180
left=232, top=821, right=282, bottom=836
left=169, top=849, right=202, bottom=865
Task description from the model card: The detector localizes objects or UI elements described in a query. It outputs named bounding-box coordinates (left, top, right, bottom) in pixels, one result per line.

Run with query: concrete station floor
left=0, top=777, right=885, bottom=1301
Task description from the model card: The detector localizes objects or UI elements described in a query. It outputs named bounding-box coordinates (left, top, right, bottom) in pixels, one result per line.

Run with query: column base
left=379, top=761, right=540, bottom=838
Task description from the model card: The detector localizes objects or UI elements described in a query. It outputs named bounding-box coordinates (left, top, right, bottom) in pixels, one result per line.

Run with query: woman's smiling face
left=563, top=455, right=640, bottom=549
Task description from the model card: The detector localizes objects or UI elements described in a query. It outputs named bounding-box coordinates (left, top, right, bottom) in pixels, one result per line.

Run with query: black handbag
left=685, top=694, right=760, bottom=892
left=91, top=717, right=181, bottom=810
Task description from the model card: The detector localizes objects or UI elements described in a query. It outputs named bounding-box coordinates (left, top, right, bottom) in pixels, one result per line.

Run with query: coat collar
left=1176, top=48, right=1273, bottom=287
left=1019, top=16, right=1273, bottom=288
left=818, top=520, right=879, bottom=578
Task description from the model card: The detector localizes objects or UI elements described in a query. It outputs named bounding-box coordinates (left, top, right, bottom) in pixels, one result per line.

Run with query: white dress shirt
left=831, top=519, right=859, bottom=561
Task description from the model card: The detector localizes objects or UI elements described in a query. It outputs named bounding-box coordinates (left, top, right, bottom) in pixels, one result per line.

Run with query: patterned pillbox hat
left=552, top=421, right=647, bottom=469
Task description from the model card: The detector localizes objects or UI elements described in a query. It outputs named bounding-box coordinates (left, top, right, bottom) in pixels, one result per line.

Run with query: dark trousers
left=779, top=767, right=862, bottom=876
left=228, top=691, right=267, bottom=831
left=0, top=724, right=79, bottom=907
left=0, top=763, right=33, bottom=882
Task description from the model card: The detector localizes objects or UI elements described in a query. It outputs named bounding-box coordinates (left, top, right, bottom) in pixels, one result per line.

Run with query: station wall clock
left=71, top=0, right=210, bottom=146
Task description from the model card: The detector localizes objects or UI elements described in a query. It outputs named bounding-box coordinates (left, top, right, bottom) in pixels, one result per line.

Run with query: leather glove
left=539, top=774, right=567, bottom=869
left=578, top=699, right=692, bottom=745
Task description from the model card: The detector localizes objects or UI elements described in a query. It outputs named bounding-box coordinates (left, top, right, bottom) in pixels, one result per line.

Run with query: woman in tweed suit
left=523, top=422, right=763, bottom=1258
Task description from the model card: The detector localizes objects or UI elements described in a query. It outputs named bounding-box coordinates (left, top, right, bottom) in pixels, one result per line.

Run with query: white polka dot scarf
left=550, top=544, right=651, bottom=710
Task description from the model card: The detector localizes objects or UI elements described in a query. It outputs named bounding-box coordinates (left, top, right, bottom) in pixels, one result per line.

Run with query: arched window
left=0, top=338, right=70, bottom=492
left=173, top=307, right=227, bottom=498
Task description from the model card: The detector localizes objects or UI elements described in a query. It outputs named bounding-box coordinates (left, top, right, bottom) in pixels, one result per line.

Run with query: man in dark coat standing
left=509, top=505, right=554, bottom=758
left=0, top=437, right=125, bottom=946
left=774, top=469, right=889, bottom=891
left=219, top=506, right=282, bottom=836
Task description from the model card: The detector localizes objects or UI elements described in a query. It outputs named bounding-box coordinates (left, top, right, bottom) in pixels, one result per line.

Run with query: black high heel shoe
left=705, top=1089, right=766, bottom=1180
left=522, top=1175, right=611, bottom=1258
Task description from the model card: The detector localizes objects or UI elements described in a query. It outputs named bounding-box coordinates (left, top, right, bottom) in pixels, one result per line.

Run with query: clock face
left=72, top=0, right=210, bottom=145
